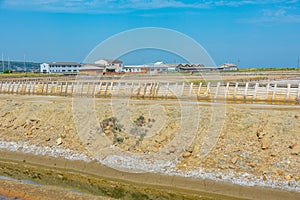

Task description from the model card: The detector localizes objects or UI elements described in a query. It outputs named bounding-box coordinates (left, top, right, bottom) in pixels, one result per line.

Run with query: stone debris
left=285, top=175, right=292, bottom=180
left=168, top=146, right=176, bottom=154
left=231, top=156, right=239, bottom=164
left=256, top=129, right=266, bottom=139
left=56, top=138, right=62, bottom=146
left=229, top=165, right=236, bottom=169
left=183, top=151, right=192, bottom=158
left=261, top=138, right=270, bottom=150
left=263, top=175, right=267, bottom=181
left=291, top=146, right=300, bottom=155
left=185, top=145, right=194, bottom=153
left=289, top=139, right=297, bottom=149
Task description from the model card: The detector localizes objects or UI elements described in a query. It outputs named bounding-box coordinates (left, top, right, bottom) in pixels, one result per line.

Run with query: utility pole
left=24, top=54, right=26, bottom=72
left=298, top=57, right=300, bottom=69
left=1, top=53, right=4, bottom=72
left=238, top=58, right=240, bottom=67
left=8, top=57, right=10, bottom=71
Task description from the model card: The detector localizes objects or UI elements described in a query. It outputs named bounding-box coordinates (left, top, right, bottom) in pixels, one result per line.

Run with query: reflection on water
left=0, top=176, right=41, bottom=186
left=0, top=196, right=23, bottom=200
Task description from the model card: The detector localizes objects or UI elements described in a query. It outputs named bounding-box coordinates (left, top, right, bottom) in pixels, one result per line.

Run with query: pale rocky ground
left=0, top=95, right=299, bottom=191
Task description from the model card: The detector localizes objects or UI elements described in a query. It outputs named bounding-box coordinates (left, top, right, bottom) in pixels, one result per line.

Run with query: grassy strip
left=0, top=73, right=62, bottom=78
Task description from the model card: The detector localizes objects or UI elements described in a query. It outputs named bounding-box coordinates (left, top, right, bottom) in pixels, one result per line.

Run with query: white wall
left=40, top=63, right=50, bottom=73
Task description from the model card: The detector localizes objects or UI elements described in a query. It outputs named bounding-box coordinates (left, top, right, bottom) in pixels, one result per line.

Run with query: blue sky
left=0, top=0, right=300, bottom=67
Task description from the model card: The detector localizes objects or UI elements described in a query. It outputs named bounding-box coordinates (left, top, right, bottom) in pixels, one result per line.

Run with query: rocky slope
left=0, top=95, right=299, bottom=192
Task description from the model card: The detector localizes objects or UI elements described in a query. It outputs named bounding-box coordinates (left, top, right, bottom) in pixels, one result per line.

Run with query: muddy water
left=0, top=158, right=241, bottom=200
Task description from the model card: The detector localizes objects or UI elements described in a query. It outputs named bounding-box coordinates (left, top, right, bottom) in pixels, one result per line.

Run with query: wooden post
left=98, top=82, right=103, bottom=95
left=224, top=82, right=229, bottom=98
left=70, top=82, right=74, bottom=96
left=197, top=82, right=202, bottom=97
left=27, top=82, right=31, bottom=94
left=204, top=82, right=211, bottom=97
left=15, top=82, right=20, bottom=94
left=130, top=82, right=134, bottom=95
left=65, top=82, right=68, bottom=95
left=0, top=81, right=2, bottom=94
left=296, top=84, right=300, bottom=103
left=155, top=82, right=160, bottom=97
left=165, top=82, right=170, bottom=97
left=92, top=82, right=96, bottom=96
left=33, top=82, right=36, bottom=95
left=9, top=82, right=14, bottom=94
left=104, top=82, right=109, bottom=96
left=189, top=83, right=194, bottom=97
left=53, top=82, right=57, bottom=95
left=123, top=82, right=127, bottom=95
left=41, top=82, right=45, bottom=94
left=143, top=83, right=148, bottom=97
left=138, top=83, right=142, bottom=96
left=174, top=82, right=178, bottom=94
left=152, top=83, right=156, bottom=97
left=23, top=81, right=27, bottom=94
left=149, top=83, right=153, bottom=96
left=233, top=82, right=239, bottom=100
left=87, top=82, right=90, bottom=96
left=266, top=83, right=270, bottom=100
left=109, top=82, right=114, bottom=94
left=181, top=82, right=185, bottom=96
left=48, top=82, right=52, bottom=95
left=45, top=81, right=49, bottom=95
left=136, top=83, right=141, bottom=97
left=214, top=82, right=220, bottom=99
left=80, top=82, right=84, bottom=96
left=244, top=82, right=249, bottom=101
left=116, top=82, right=121, bottom=95
left=7, top=82, right=12, bottom=93
left=253, top=83, right=259, bottom=101
left=272, top=84, right=277, bottom=102
left=9, top=82, right=12, bottom=94
left=286, top=83, right=291, bottom=102
left=59, top=82, right=63, bottom=95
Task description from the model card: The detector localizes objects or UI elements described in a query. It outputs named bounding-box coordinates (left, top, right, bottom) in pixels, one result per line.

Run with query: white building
left=123, top=65, right=146, bottom=73
left=94, top=59, right=123, bottom=72
left=40, top=62, right=81, bottom=74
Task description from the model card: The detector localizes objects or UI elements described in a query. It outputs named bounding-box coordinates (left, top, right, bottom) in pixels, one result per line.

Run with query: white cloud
left=239, top=7, right=300, bottom=24
left=1, top=0, right=299, bottom=14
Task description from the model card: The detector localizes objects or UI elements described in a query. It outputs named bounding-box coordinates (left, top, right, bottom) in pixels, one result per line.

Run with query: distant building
left=80, top=64, right=106, bottom=75
left=40, top=62, right=81, bottom=74
left=176, top=63, right=208, bottom=72
left=218, top=63, right=238, bottom=71
left=79, top=59, right=123, bottom=74
left=94, top=59, right=123, bottom=72
left=122, top=65, right=147, bottom=73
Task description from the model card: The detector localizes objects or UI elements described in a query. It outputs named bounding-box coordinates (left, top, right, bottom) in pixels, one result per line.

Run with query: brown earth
left=0, top=179, right=112, bottom=200
left=0, top=94, right=300, bottom=199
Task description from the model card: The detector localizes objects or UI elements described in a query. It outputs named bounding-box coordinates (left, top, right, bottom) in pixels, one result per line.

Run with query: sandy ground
left=0, top=94, right=300, bottom=199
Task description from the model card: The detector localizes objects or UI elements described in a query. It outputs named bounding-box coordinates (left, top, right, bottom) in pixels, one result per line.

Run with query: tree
left=3, top=69, right=12, bottom=74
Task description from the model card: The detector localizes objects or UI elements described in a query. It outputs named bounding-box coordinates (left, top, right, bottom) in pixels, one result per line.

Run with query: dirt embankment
left=0, top=94, right=299, bottom=199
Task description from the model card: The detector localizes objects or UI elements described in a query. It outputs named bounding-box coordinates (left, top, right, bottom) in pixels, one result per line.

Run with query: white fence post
left=244, top=82, right=249, bottom=101
left=286, top=83, right=291, bottom=102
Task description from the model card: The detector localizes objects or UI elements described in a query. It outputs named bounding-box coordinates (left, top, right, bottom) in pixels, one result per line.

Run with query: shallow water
left=0, top=196, right=22, bottom=200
